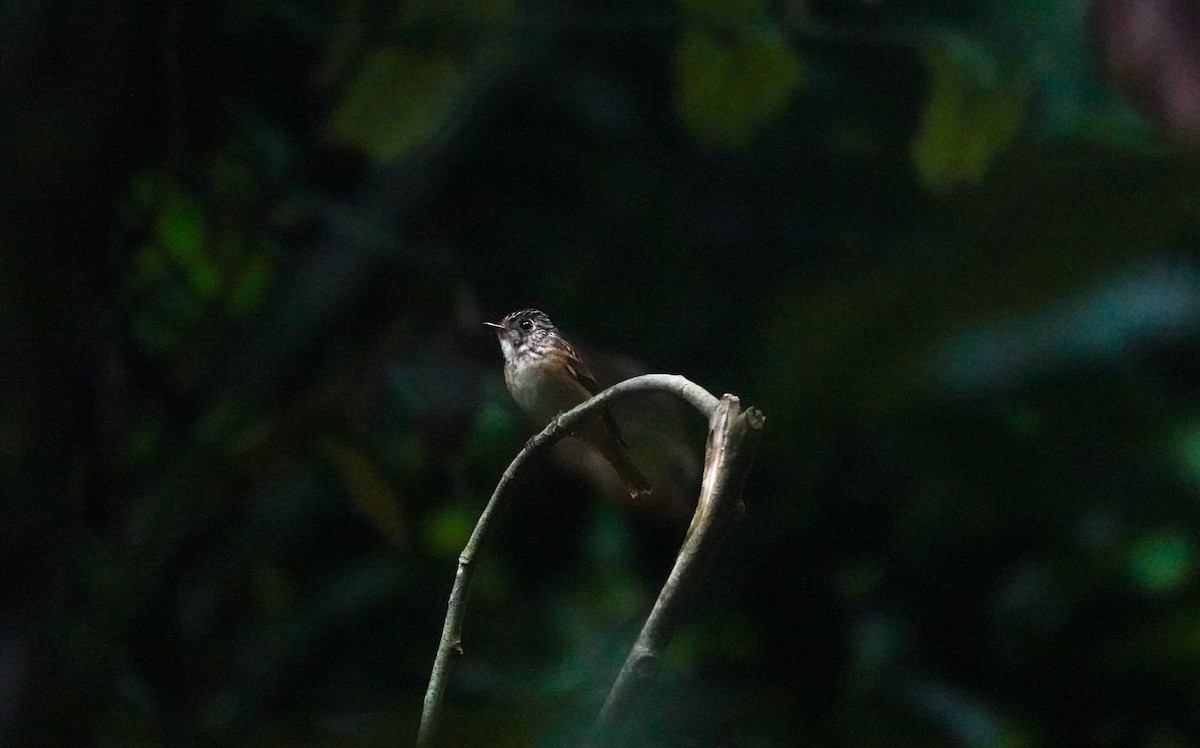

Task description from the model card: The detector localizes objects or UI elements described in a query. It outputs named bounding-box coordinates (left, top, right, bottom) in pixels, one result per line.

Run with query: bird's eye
left=519, top=319, right=533, bottom=331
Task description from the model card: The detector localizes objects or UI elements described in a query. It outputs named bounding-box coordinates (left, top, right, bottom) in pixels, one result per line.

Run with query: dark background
left=4, top=0, right=1200, bottom=745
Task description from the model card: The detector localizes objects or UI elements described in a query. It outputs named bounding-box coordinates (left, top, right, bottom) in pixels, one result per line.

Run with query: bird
left=484, top=309, right=652, bottom=499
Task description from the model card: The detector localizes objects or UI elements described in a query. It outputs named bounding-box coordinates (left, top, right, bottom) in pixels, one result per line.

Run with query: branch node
left=631, top=652, right=659, bottom=680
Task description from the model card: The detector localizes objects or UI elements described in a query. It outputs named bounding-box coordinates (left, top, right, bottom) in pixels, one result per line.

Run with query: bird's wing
left=564, top=344, right=629, bottom=448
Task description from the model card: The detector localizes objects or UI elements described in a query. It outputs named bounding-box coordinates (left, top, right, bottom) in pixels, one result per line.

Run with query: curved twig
left=591, top=394, right=763, bottom=743
left=417, top=374, right=758, bottom=747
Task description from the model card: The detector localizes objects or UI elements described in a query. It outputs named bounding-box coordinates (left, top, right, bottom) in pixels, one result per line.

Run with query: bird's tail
left=585, top=425, right=652, bottom=500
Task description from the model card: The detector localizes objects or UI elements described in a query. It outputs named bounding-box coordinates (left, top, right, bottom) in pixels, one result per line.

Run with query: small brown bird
left=485, top=309, right=652, bottom=498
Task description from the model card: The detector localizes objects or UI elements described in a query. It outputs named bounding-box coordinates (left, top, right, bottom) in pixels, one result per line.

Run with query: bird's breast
left=504, top=355, right=589, bottom=425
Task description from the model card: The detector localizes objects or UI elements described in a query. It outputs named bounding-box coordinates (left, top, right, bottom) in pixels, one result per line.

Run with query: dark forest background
left=5, top=0, right=1200, bottom=745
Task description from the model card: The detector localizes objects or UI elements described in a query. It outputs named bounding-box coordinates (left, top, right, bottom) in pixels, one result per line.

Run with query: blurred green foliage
left=674, top=25, right=803, bottom=147
left=911, top=39, right=1026, bottom=191
left=328, top=48, right=470, bottom=161
left=4, top=0, right=1200, bottom=746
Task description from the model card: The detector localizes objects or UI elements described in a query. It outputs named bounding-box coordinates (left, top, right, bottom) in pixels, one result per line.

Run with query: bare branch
left=417, top=373, right=727, bottom=747
left=591, top=395, right=764, bottom=743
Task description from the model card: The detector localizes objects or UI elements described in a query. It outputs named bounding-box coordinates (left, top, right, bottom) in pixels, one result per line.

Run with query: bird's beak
left=483, top=321, right=504, bottom=330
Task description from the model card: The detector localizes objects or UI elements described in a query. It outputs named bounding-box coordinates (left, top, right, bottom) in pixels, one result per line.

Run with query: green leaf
left=327, top=47, right=467, bottom=163
left=156, top=192, right=204, bottom=268
left=156, top=190, right=223, bottom=297
left=912, top=42, right=1027, bottom=191
left=422, top=502, right=477, bottom=557
left=675, top=26, right=803, bottom=148
left=1128, top=531, right=1195, bottom=595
